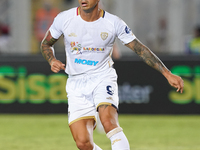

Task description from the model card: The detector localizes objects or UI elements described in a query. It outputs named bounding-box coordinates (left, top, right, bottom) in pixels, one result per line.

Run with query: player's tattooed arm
left=41, top=30, right=58, bottom=64
left=125, top=39, right=170, bottom=74
left=126, top=39, right=184, bottom=93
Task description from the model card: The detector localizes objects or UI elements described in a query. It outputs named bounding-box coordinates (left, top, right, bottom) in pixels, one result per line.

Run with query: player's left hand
left=166, top=73, right=184, bottom=93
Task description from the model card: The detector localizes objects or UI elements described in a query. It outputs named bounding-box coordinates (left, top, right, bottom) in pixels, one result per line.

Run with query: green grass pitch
left=0, top=114, right=200, bottom=150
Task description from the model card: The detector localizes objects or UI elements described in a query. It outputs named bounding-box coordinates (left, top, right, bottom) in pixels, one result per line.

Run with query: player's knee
left=75, top=138, right=93, bottom=150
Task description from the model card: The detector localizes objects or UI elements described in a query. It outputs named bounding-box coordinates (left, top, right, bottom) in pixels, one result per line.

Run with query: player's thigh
left=94, top=78, right=119, bottom=111
left=70, top=118, right=95, bottom=143
left=98, top=105, right=119, bottom=133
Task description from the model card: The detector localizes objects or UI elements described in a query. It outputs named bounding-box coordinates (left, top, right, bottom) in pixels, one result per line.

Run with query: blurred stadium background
left=1, top=0, right=200, bottom=55
left=0, top=0, right=200, bottom=149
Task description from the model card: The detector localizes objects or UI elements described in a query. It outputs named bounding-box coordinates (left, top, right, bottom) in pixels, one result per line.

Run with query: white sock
left=93, top=143, right=102, bottom=150
left=107, top=127, right=130, bottom=150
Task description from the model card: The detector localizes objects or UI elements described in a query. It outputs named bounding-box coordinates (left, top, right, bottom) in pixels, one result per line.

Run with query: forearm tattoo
left=130, top=39, right=168, bottom=73
left=41, top=36, right=57, bottom=64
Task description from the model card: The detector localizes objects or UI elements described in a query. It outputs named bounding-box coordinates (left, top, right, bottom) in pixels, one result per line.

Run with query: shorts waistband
left=68, top=68, right=113, bottom=79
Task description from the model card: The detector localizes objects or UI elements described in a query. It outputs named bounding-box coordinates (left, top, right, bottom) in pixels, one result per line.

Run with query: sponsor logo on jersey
left=83, top=47, right=105, bottom=51
left=101, top=32, right=108, bottom=40
left=125, top=26, right=131, bottom=34
left=70, top=42, right=82, bottom=54
left=68, top=33, right=77, bottom=37
left=74, top=58, right=99, bottom=66
left=70, top=41, right=105, bottom=54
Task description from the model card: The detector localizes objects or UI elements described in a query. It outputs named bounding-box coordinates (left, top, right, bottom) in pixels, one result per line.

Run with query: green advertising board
left=0, top=66, right=68, bottom=104
left=0, top=55, right=199, bottom=114
left=169, top=65, right=200, bottom=104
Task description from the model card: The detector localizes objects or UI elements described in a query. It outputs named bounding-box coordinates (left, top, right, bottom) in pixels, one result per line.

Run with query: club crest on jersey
left=101, top=32, right=108, bottom=40
left=70, top=41, right=105, bottom=54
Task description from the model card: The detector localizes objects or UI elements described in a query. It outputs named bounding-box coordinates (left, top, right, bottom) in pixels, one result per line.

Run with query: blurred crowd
left=0, top=23, right=10, bottom=54
left=0, top=0, right=200, bottom=56
left=185, top=25, right=200, bottom=54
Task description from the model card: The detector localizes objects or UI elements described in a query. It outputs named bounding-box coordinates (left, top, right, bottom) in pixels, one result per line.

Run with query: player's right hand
left=50, top=59, right=65, bottom=73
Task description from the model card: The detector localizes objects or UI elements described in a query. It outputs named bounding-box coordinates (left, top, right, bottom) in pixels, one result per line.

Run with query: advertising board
left=0, top=55, right=199, bottom=114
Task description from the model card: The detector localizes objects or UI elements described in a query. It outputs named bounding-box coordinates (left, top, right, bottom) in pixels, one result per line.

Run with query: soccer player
left=41, top=0, right=184, bottom=149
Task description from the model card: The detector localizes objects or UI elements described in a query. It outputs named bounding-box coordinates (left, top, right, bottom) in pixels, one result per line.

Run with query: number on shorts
left=107, top=85, right=114, bottom=95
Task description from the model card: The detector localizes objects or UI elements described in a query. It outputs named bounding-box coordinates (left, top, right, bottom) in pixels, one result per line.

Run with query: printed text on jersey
left=74, top=59, right=99, bottom=66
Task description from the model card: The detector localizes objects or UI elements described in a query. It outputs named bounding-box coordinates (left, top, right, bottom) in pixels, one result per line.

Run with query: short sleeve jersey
left=49, top=7, right=136, bottom=76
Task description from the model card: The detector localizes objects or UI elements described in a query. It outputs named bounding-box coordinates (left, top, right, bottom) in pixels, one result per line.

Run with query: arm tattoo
left=128, top=39, right=168, bottom=73
left=41, top=32, right=58, bottom=64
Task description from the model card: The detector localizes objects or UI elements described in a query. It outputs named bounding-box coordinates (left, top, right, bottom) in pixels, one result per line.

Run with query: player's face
left=78, top=0, right=99, bottom=12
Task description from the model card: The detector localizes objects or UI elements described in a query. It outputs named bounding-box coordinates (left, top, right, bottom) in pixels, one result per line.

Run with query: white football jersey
left=49, top=7, right=136, bottom=76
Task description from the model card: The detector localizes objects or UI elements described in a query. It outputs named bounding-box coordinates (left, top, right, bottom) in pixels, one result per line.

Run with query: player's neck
left=80, top=5, right=101, bottom=22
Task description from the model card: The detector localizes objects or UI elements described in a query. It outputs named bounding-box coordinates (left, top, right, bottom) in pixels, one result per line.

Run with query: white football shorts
left=66, top=68, right=119, bottom=126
